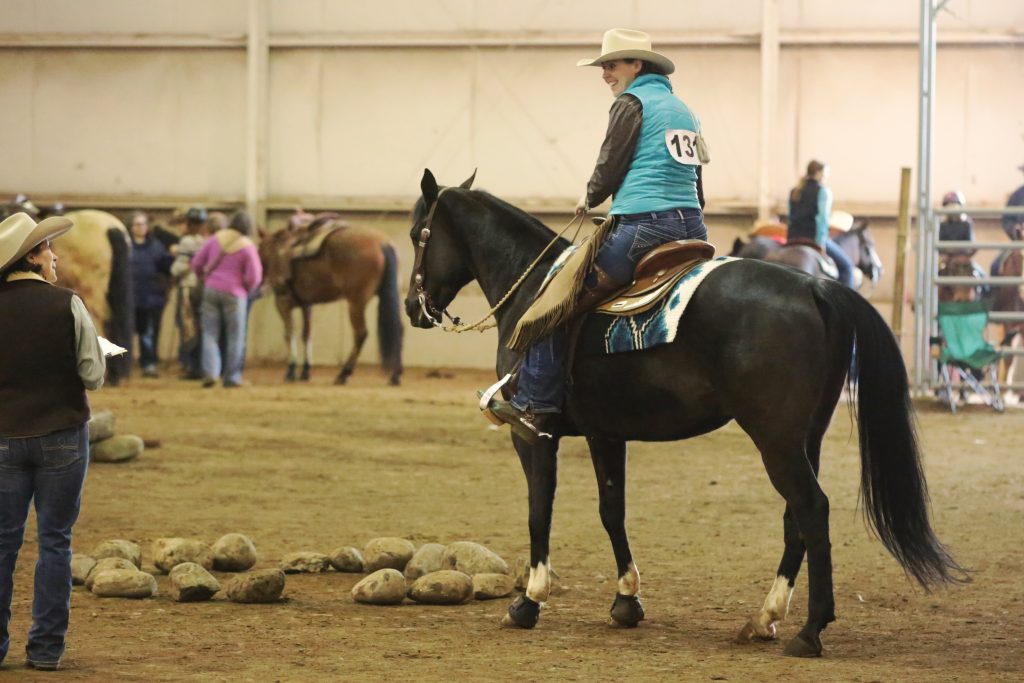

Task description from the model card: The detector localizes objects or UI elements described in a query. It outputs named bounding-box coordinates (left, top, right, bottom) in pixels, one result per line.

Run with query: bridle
left=410, top=188, right=586, bottom=333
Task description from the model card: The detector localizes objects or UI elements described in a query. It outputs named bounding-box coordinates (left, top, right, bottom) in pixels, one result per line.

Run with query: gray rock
left=280, top=551, right=332, bottom=574
left=169, top=562, right=221, bottom=602
left=91, top=569, right=157, bottom=599
left=85, top=557, right=138, bottom=590
left=329, top=546, right=364, bottom=573
left=513, top=556, right=529, bottom=591
left=225, top=569, right=286, bottom=604
left=91, top=539, right=141, bottom=568
left=404, top=543, right=446, bottom=580
left=71, top=554, right=96, bottom=586
left=362, top=537, right=415, bottom=573
left=152, top=538, right=215, bottom=573
left=408, top=570, right=473, bottom=605
left=212, top=533, right=257, bottom=572
left=442, top=542, right=509, bottom=576
left=91, top=434, right=144, bottom=463
left=473, top=572, right=515, bottom=600
left=88, top=410, right=116, bottom=442
left=351, top=569, right=406, bottom=605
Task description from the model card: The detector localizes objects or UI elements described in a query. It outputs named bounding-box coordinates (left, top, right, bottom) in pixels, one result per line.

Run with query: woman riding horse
left=484, top=28, right=710, bottom=442
left=786, top=160, right=856, bottom=288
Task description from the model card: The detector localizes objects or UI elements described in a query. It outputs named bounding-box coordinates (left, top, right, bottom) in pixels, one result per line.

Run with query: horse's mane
left=414, top=188, right=556, bottom=244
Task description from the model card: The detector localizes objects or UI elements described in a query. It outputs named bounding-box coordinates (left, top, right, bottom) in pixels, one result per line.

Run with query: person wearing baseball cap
left=0, top=212, right=105, bottom=671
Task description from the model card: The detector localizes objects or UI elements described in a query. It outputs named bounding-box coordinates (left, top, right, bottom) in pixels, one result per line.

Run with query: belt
left=616, top=208, right=695, bottom=221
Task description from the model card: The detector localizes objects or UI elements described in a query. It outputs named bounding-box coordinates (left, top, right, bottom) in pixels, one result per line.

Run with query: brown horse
left=990, top=242, right=1024, bottom=396
left=53, top=209, right=134, bottom=384
left=258, top=212, right=403, bottom=385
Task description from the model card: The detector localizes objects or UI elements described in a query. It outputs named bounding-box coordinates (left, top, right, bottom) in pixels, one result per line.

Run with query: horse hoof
left=300, top=364, right=311, bottom=381
left=334, top=375, right=348, bottom=385
left=736, top=619, right=777, bottom=643
left=783, top=633, right=822, bottom=658
left=609, top=593, right=645, bottom=628
left=389, top=375, right=401, bottom=387
left=501, top=595, right=540, bottom=629
left=285, top=364, right=297, bottom=382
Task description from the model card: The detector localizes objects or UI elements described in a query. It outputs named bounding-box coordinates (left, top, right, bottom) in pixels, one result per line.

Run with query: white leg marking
left=755, top=575, right=794, bottom=637
left=288, top=333, right=299, bottom=364
left=526, top=560, right=551, bottom=603
left=304, top=337, right=313, bottom=365
left=617, top=562, right=640, bottom=597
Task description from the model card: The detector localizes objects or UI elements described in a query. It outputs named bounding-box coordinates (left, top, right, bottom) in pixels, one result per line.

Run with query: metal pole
left=757, top=0, right=780, bottom=221
left=892, top=167, right=912, bottom=343
left=914, top=0, right=937, bottom=392
left=246, top=0, right=269, bottom=228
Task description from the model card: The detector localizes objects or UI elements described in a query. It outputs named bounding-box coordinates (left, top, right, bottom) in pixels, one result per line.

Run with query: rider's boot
left=575, top=264, right=626, bottom=313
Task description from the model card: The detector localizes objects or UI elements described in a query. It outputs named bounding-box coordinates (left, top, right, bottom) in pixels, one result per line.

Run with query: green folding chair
left=935, top=300, right=1005, bottom=413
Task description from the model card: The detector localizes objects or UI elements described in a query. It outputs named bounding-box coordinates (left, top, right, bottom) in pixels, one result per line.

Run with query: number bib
left=665, top=129, right=701, bottom=165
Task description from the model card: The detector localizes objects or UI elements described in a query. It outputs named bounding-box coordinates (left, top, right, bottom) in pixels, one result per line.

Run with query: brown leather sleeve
left=586, top=95, right=643, bottom=208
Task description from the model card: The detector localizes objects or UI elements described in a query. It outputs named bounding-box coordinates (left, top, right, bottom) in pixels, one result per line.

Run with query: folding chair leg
left=990, top=365, right=1005, bottom=413
left=940, top=363, right=957, bottom=413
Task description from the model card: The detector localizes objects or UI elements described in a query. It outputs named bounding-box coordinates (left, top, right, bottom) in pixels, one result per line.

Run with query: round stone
left=351, top=569, right=406, bottom=605
left=169, top=562, right=221, bottom=602
left=404, top=543, right=446, bottom=580
left=152, top=538, right=215, bottom=573
left=212, top=533, right=258, bottom=572
left=225, top=569, right=286, bottom=604
left=85, top=557, right=137, bottom=591
left=362, top=537, right=415, bottom=573
left=329, top=546, right=364, bottom=573
left=408, top=570, right=473, bottom=605
left=71, top=554, right=97, bottom=586
left=442, top=542, right=509, bottom=576
left=280, top=551, right=332, bottom=574
left=91, top=539, right=141, bottom=568
left=88, top=410, right=116, bottom=442
left=91, top=434, right=144, bottom=463
left=473, top=572, right=516, bottom=600
left=91, top=569, right=157, bottom=599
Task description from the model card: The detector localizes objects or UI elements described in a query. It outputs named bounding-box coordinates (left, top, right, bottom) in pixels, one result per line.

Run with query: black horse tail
left=105, top=227, right=134, bottom=385
left=811, top=280, right=968, bottom=590
left=376, top=243, right=404, bottom=379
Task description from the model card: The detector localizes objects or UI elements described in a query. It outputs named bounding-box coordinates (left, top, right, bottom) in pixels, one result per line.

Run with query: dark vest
left=788, top=178, right=822, bottom=243
left=0, top=279, right=90, bottom=437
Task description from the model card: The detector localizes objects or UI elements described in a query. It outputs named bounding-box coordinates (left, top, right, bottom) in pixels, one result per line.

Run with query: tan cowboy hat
left=748, top=217, right=787, bottom=239
left=828, top=210, right=854, bottom=233
left=577, top=29, right=675, bottom=75
left=0, top=212, right=73, bottom=273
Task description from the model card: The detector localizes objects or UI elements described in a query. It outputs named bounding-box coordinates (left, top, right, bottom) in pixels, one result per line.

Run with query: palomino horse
left=405, top=171, right=963, bottom=657
left=731, top=220, right=883, bottom=290
left=54, top=209, right=133, bottom=384
left=258, top=213, right=403, bottom=385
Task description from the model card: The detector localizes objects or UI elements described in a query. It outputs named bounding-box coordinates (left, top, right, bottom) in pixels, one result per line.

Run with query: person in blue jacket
left=129, top=211, right=173, bottom=377
left=786, top=160, right=855, bottom=288
left=486, top=29, right=709, bottom=442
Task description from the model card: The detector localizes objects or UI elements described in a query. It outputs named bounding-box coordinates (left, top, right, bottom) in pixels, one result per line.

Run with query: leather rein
left=411, top=188, right=586, bottom=333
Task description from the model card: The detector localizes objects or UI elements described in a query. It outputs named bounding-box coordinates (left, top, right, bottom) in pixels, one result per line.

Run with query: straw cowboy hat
left=828, top=210, right=854, bottom=233
left=577, top=29, right=675, bottom=75
left=0, top=212, right=73, bottom=273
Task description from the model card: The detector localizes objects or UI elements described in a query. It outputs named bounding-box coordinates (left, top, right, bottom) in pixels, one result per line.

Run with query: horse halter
left=410, top=187, right=461, bottom=328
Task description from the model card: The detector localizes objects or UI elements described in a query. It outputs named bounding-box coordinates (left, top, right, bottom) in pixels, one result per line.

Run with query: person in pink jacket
left=191, top=211, right=262, bottom=387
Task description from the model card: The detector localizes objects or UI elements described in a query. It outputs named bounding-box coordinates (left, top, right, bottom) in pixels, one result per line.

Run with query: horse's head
left=405, top=169, right=478, bottom=328
left=847, top=220, right=883, bottom=284
left=257, top=228, right=298, bottom=296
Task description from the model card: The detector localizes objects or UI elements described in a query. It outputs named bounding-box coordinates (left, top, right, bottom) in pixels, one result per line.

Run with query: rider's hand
left=575, top=195, right=589, bottom=215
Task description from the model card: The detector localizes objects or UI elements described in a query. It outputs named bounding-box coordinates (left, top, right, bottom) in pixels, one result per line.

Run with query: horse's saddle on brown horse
left=288, top=214, right=348, bottom=261
left=596, top=240, right=716, bottom=316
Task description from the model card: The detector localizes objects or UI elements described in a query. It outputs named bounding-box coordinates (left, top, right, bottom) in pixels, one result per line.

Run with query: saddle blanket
left=594, top=256, right=740, bottom=354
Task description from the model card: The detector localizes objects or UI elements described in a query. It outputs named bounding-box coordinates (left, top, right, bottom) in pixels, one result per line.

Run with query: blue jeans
left=0, top=424, right=89, bottom=666
left=825, top=239, right=856, bottom=288
left=200, top=288, right=248, bottom=385
left=134, top=305, right=163, bottom=371
left=513, top=208, right=708, bottom=413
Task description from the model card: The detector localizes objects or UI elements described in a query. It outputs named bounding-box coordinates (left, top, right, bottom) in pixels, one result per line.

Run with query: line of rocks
left=74, top=535, right=536, bottom=608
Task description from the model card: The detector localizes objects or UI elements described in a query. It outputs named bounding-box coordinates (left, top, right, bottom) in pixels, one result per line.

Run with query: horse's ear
left=459, top=169, right=477, bottom=190
left=258, top=227, right=268, bottom=240
left=421, top=169, right=439, bottom=205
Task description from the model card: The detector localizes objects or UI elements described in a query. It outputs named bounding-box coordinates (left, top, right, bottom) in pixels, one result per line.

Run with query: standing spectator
left=129, top=211, right=173, bottom=377
left=191, top=211, right=262, bottom=388
left=0, top=212, right=105, bottom=672
left=170, top=207, right=208, bottom=380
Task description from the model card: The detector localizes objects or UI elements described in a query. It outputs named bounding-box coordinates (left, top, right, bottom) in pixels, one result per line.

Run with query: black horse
left=405, top=170, right=963, bottom=657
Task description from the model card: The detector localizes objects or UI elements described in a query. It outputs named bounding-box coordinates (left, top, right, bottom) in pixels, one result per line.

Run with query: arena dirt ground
left=3, top=364, right=1022, bottom=682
